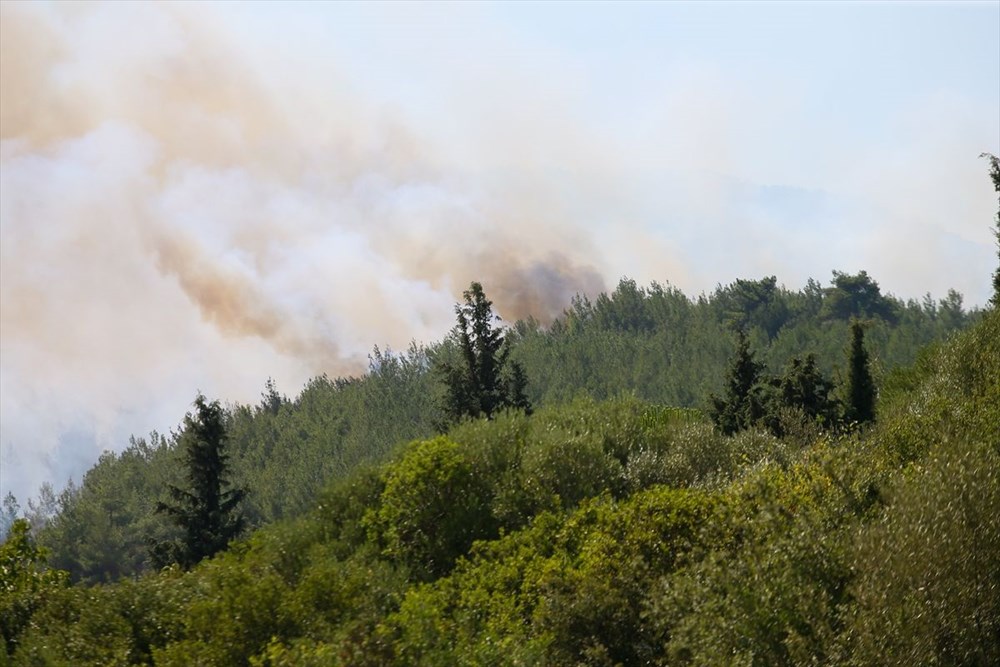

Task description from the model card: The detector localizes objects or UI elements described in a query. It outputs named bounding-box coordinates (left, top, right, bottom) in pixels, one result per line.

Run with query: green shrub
left=384, top=486, right=720, bottom=666
left=366, top=437, right=496, bottom=580
left=0, top=520, right=69, bottom=658
left=842, top=437, right=1000, bottom=665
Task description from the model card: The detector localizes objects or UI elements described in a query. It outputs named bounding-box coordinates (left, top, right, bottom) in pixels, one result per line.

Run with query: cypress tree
left=844, top=321, right=876, bottom=426
left=437, top=282, right=532, bottom=427
left=779, top=353, right=838, bottom=427
left=754, top=352, right=840, bottom=438
left=710, top=328, right=764, bottom=435
left=151, top=395, right=245, bottom=569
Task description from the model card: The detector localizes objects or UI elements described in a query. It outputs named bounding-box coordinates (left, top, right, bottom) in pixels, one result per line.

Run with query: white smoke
left=1, top=2, right=996, bottom=503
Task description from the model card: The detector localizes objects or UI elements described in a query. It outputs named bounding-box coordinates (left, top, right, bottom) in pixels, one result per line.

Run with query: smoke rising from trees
left=1, top=2, right=996, bottom=503
left=0, top=3, right=609, bottom=501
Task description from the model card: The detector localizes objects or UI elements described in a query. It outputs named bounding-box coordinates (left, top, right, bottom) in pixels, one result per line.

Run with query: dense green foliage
left=4, top=271, right=979, bottom=588
left=2, top=306, right=997, bottom=665
left=774, top=353, right=839, bottom=429
left=26, top=346, right=439, bottom=583
left=709, top=321, right=869, bottom=438
left=151, top=396, right=246, bottom=570
left=0, top=520, right=69, bottom=659
left=512, top=274, right=974, bottom=410
left=821, top=271, right=898, bottom=323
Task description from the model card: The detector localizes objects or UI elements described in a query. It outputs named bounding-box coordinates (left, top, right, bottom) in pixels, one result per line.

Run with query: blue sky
left=1, top=0, right=998, bottom=502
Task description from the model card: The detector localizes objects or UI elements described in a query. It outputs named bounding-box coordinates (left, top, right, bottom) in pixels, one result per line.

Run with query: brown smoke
left=470, top=253, right=606, bottom=323
left=3, top=1, right=996, bottom=506
left=0, top=1, right=604, bottom=376
left=0, top=3, right=78, bottom=142
left=150, top=230, right=344, bottom=371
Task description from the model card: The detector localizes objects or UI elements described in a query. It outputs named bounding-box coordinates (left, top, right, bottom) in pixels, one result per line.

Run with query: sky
left=1, top=0, right=998, bottom=504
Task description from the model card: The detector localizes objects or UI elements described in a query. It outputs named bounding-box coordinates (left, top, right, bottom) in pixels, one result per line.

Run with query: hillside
left=6, top=271, right=977, bottom=585
left=2, top=292, right=996, bottom=665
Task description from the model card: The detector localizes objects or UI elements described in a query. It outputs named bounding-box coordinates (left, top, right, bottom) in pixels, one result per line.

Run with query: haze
left=1, top=0, right=998, bottom=503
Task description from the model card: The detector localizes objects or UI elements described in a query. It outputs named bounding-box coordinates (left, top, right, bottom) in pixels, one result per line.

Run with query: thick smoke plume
left=2, top=2, right=996, bottom=503
left=0, top=2, right=609, bottom=501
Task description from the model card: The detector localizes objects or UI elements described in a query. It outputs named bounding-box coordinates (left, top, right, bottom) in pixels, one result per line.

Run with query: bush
left=647, top=462, right=852, bottom=666
left=366, top=437, right=496, bottom=580
left=383, top=486, right=721, bottom=666
left=842, top=436, right=1000, bottom=665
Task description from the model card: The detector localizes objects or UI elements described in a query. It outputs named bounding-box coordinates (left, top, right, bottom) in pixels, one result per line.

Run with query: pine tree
left=844, top=321, right=876, bottom=426
left=710, top=328, right=765, bottom=435
left=822, top=270, right=898, bottom=323
left=779, top=353, right=838, bottom=426
left=151, top=395, right=245, bottom=569
left=437, top=282, right=532, bottom=427
left=259, top=377, right=284, bottom=416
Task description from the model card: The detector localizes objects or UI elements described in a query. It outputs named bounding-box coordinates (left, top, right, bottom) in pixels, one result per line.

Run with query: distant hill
left=11, top=271, right=977, bottom=585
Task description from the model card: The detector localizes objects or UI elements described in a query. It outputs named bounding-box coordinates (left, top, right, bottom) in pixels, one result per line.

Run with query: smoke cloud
left=0, top=2, right=611, bottom=501
left=1, top=2, right=996, bottom=503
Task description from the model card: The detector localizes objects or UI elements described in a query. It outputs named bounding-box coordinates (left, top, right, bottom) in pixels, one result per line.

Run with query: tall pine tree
left=844, top=321, right=876, bottom=426
left=437, top=282, right=531, bottom=428
left=151, top=395, right=245, bottom=569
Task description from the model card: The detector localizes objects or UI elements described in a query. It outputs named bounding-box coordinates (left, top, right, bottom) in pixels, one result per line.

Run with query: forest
left=1, top=270, right=978, bottom=580
left=3, top=255, right=998, bottom=665
left=3, top=1, right=999, bottom=661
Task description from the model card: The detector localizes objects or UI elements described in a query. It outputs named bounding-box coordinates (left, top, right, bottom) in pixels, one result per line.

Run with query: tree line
left=2, top=306, right=997, bottom=665
left=2, top=152, right=998, bottom=664
left=73, top=273, right=881, bottom=576
left=710, top=320, right=875, bottom=437
left=0, top=268, right=979, bottom=581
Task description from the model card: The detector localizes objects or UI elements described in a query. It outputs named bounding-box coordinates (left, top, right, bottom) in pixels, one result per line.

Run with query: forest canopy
left=1, top=268, right=996, bottom=666
left=1, top=270, right=980, bottom=581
